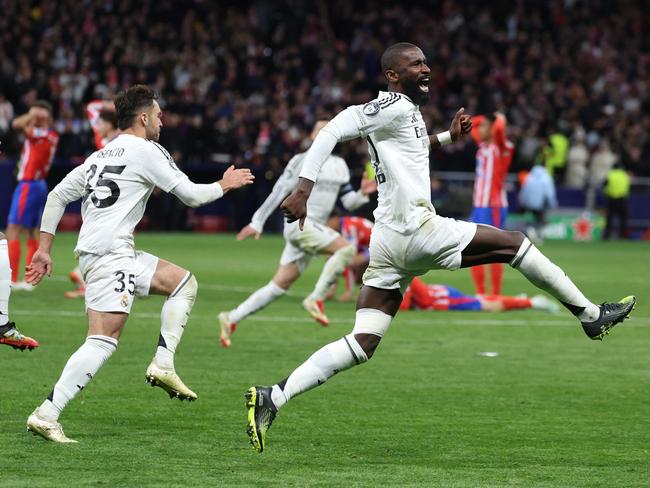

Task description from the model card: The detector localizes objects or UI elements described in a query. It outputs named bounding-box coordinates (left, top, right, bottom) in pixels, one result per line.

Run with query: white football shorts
left=280, top=218, right=340, bottom=273
left=363, top=212, right=477, bottom=293
left=78, top=248, right=159, bottom=313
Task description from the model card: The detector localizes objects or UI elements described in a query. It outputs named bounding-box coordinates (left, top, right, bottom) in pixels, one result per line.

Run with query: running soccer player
left=400, top=277, right=558, bottom=313
left=64, top=101, right=120, bottom=299
left=245, top=42, right=636, bottom=452
left=6, top=101, right=59, bottom=290
left=469, top=113, right=514, bottom=296
left=0, top=231, right=39, bottom=350
left=24, top=85, right=253, bottom=443
left=218, top=121, right=375, bottom=347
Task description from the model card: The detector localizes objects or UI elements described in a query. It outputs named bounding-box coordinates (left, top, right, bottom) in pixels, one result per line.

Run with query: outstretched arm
left=429, top=108, right=473, bottom=149
left=171, top=165, right=254, bottom=208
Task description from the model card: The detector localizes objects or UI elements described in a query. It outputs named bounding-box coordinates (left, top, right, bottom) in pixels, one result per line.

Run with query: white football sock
left=271, top=333, right=368, bottom=409
left=0, top=240, right=10, bottom=326
left=308, top=244, right=355, bottom=301
left=511, top=238, right=599, bottom=322
left=38, top=335, right=118, bottom=421
left=229, top=280, right=286, bottom=324
left=155, top=273, right=197, bottom=369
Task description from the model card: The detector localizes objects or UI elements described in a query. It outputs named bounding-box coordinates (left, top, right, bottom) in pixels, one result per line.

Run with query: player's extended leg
left=461, top=225, right=635, bottom=339
left=0, top=232, right=39, bottom=350
left=245, top=286, right=402, bottom=452
left=28, top=310, right=125, bottom=443
left=470, top=265, right=486, bottom=295
left=303, top=237, right=356, bottom=325
left=219, top=263, right=300, bottom=348
left=146, top=259, right=198, bottom=401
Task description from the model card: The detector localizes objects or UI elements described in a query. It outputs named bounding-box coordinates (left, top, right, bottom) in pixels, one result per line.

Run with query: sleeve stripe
left=379, top=93, right=401, bottom=109
left=148, top=140, right=172, bottom=161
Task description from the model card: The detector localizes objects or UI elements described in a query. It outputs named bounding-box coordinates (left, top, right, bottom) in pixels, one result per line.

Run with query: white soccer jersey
left=300, top=91, right=432, bottom=235
left=250, top=152, right=352, bottom=230
left=47, top=134, right=188, bottom=255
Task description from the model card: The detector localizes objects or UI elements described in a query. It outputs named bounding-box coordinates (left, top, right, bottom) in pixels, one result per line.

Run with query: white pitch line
left=12, top=308, right=650, bottom=328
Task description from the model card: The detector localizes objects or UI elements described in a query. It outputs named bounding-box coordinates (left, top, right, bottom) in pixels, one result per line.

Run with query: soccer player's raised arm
left=429, top=108, right=473, bottom=149
left=26, top=165, right=86, bottom=284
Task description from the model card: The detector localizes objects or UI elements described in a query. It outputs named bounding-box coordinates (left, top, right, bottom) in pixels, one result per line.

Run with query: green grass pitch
left=1, top=233, right=649, bottom=487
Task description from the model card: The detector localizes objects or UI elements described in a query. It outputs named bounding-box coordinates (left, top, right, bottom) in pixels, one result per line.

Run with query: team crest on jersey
left=363, top=101, right=380, bottom=116
left=121, top=294, right=129, bottom=308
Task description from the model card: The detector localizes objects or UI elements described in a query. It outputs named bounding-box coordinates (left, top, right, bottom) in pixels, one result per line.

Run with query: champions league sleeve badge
left=362, top=101, right=380, bottom=116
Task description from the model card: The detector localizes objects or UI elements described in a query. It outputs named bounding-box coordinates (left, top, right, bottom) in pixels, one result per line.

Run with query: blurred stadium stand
left=1, top=0, right=649, bottom=237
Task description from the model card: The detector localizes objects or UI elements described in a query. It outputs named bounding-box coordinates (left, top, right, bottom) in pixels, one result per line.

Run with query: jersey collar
left=379, top=90, right=415, bottom=106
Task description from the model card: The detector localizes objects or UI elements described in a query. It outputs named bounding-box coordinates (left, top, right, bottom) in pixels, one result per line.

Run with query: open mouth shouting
left=418, top=76, right=430, bottom=93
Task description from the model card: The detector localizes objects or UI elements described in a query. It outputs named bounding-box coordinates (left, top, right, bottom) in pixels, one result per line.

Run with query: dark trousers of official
left=603, top=197, right=628, bottom=239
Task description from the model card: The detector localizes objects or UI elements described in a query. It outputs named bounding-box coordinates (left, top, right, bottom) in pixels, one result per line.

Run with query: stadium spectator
left=0, top=0, right=647, bottom=182
left=603, top=162, right=631, bottom=240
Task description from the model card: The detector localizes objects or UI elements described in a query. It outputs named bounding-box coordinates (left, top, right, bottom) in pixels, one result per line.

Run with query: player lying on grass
left=217, top=121, right=376, bottom=347
left=400, top=276, right=558, bottom=313
left=0, top=231, right=39, bottom=350
left=24, top=85, right=253, bottom=443
left=245, top=42, right=636, bottom=453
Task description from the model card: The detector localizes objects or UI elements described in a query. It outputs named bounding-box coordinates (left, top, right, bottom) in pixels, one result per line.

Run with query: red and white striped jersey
left=471, top=115, right=513, bottom=208
left=86, top=99, right=109, bottom=150
left=340, top=216, right=373, bottom=253
left=16, top=127, right=59, bottom=181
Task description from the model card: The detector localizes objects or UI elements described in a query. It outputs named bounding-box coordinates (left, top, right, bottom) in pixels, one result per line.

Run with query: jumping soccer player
left=0, top=231, right=39, bottom=350
left=400, top=276, right=558, bottom=313
left=469, top=113, right=513, bottom=296
left=245, top=42, right=636, bottom=452
left=218, top=121, right=375, bottom=347
left=24, top=85, right=253, bottom=443
left=6, top=101, right=59, bottom=290
left=65, top=101, right=120, bottom=299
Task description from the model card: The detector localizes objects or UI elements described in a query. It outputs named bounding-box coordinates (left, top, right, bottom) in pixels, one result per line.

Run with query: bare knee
left=506, top=230, right=526, bottom=251
left=354, top=333, right=382, bottom=359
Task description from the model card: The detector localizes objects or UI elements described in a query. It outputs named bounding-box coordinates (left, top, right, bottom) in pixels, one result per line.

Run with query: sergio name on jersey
left=47, top=134, right=188, bottom=255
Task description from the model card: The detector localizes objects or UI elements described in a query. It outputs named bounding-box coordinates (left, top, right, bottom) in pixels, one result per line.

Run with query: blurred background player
left=325, top=212, right=373, bottom=302
left=518, top=163, right=557, bottom=245
left=469, top=112, right=513, bottom=297
left=65, top=101, right=119, bottom=299
left=218, top=121, right=376, bottom=347
left=6, top=101, right=59, bottom=291
left=0, top=231, right=39, bottom=350
left=400, top=276, right=558, bottom=313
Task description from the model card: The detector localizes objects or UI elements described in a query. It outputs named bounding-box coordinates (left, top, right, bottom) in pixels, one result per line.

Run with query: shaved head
left=380, top=42, right=419, bottom=73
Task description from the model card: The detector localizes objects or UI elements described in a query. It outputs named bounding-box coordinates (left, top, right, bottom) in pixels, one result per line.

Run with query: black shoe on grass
left=582, top=296, right=636, bottom=340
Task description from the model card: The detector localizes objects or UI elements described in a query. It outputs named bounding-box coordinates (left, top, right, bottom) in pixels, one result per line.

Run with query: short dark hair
left=380, top=42, right=419, bottom=73
left=32, top=100, right=53, bottom=115
left=99, top=109, right=117, bottom=128
left=114, top=85, right=158, bottom=130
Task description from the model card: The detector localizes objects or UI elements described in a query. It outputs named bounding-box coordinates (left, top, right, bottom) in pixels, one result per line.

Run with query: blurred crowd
left=1, top=0, right=649, bottom=188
